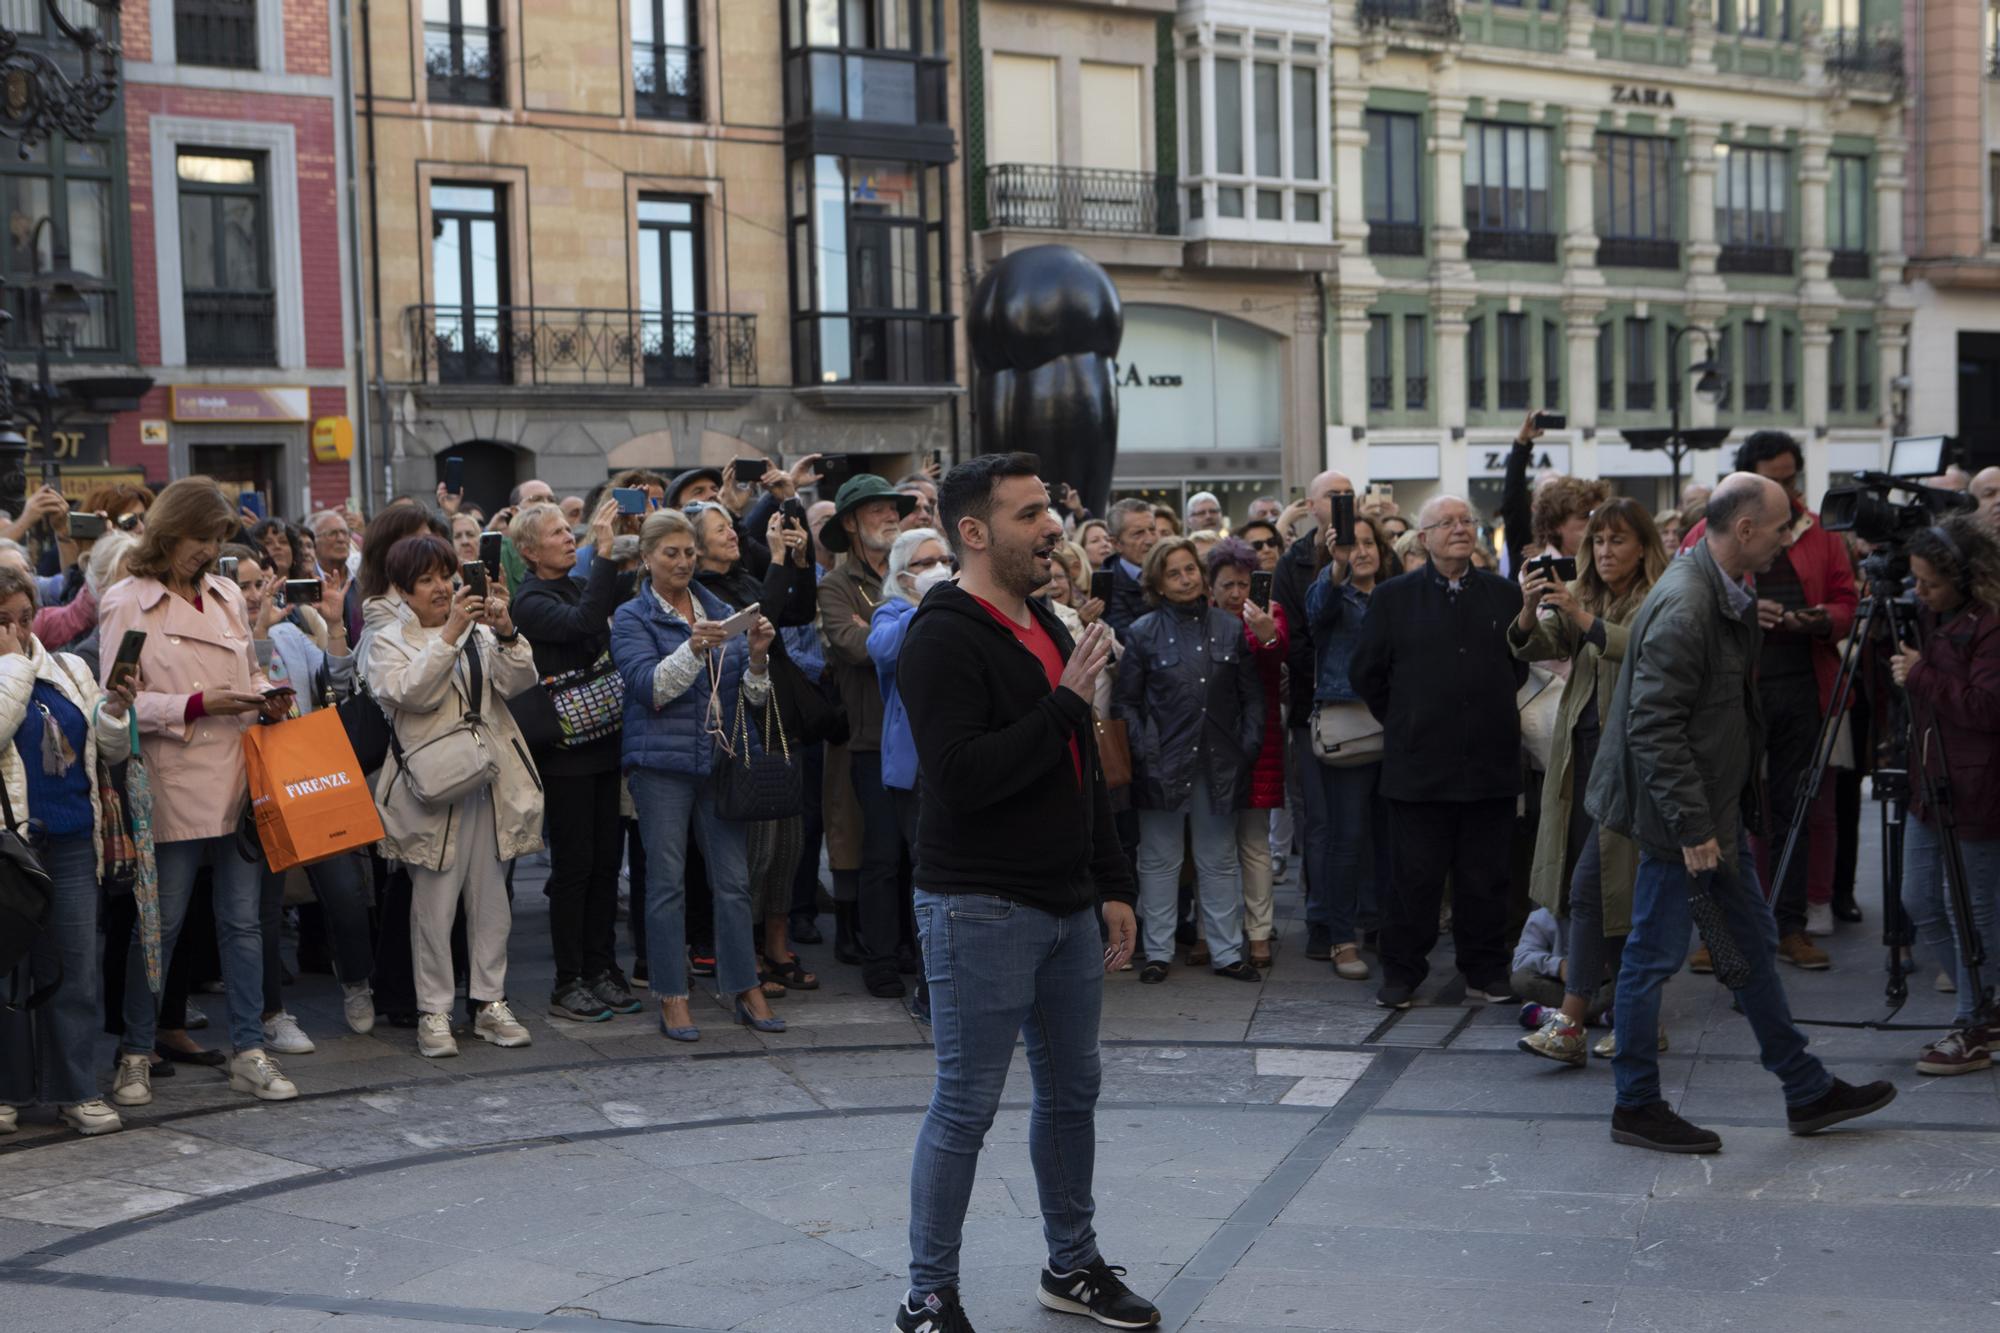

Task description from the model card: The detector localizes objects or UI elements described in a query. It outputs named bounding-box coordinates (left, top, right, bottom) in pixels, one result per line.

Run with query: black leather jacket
left=1113, top=598, right=1264, bottom=813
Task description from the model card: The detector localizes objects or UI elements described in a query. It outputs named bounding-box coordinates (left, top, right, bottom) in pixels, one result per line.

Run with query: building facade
left=1903, top=2, right=2000, bottom=468
left=114, top=0, right=360, bottom=510
left=353, top=1, right=966, bottom=513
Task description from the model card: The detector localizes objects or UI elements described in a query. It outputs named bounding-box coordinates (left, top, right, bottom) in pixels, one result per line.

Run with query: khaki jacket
left=361, top=595, right=544, bottom=872
left=0, top=639, right=132, bottom=879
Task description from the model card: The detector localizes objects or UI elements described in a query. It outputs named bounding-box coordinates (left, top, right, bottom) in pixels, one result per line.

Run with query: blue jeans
left=1136, top=780, right=1244, bottom=968
left=629, top=768, right=758, bottom=1001
left=1902, top=816, right=2000, bottom=1028
left=908, top=890, right=1103, bottom=1296
left=1310, top=758, right=1387, bottom=945
left=1292, top=726, right=1333, bottom=929
left=124, top=835, right=266, bottom=1056
left=1615, top=833, right=1832, bottom=1110
left=0, top=836, right=100, bottom=1106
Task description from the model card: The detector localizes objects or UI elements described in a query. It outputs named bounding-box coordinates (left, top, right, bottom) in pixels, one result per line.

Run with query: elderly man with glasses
left=1349, top=495, right=1530, bottom=1010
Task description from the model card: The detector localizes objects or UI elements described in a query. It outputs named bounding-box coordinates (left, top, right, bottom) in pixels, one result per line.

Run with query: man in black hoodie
left=894, top=453, right=1157, bottom=1333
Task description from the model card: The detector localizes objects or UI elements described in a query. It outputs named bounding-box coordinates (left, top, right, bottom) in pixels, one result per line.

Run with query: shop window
left=1595, top=133, right=1677, bottom=268
left=424, top=0, right=505, bottom=107
left=178, top=150, right=274, bottom=367
left=0, top=134, right=121, bottom=358
left=1364, top=110, right=1422, bottom=256
left=1716, top=144, right=1792, bottom=274
left=1464, top=121, right=1554, bottom=262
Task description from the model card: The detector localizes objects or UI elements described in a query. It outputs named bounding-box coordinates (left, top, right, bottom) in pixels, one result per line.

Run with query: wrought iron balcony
left=982, top=164, right=1179, bottom=236
left=1366, top=221, right=1424, bottom=257
left=635, top=41, right=700, bottom=121
left=424, top=22, right=504, bottom=106
left=1829, top=250, right=1870, bottom=280
left=1597, top=236, right=1680, bottom=269
left=1498, top=379, right=1531, bottom=411
left=1368, top=376, right=1392, bottom=411
left=1626, top=380, right=1656, bottom=411
left=185, top=291, right=277, bottom=366
left=1405, top=376, right=1428, bottom=410
left=176, top=0, right=258, bottom=70
left=406, top=306, right=758, bottom=388
left=1824, top=31, right=1905, bottom=94
left=1743, top=382, right=1772, bottom=411
left=1357, top=0, right=1461, bottom=39
left=1467, top=229, right=1557, bottom=263
left=1718, top=244, right=1795, bottom=276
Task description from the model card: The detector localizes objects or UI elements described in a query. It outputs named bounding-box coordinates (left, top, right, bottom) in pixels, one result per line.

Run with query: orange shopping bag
left=242, top=710, right=386, bottom=872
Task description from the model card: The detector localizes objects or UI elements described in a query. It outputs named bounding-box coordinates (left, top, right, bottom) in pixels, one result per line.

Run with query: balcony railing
left=1824, top=31, right=1905, bottom=94
left=1467, top=229, right=1557, bottom=263
left=1718, top=244, right=1795, bottom=275
left=175, top=0, right=258, bottom=69
left=186, top=291, right=277, bottom=366
left=1406, top=376, right=1428, bottom=409
left=783, top=47, right=949, bottom=128
left=1743, top=383, right=1772, bottom=411
left=1597, top=236, right=1680, bottom=269
left=1357, top=0, right=1461, bottom=39
left=635, top=41, right=700, bottom=121
left=1829, top=250, right=1870, bottom=280
left=1366, top=221, right=1424, bottom=256
left=1626, top=380, right=1656, bottom=411
left=1498, top=378, right=1531, bottom=411
left=1368, top=376, right=1392, bottom=411
left=793, top=313, right=954, bottom=387
left=982, top=164, right=1179, bottom=236
left=406, top=306, right=758, bottom=388
left=425, top=22, right=504, bottom=106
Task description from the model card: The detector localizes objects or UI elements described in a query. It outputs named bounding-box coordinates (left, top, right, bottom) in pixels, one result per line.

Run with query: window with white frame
left=1179, top=25, right=1328, bottom=240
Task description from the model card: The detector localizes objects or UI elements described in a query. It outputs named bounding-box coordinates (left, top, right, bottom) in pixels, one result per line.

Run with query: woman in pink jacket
left=98, top=479, right=298, bottom=1110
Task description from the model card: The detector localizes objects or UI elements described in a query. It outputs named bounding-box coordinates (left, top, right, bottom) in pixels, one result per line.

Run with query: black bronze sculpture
left=967, top=245, right=1122, bottom=518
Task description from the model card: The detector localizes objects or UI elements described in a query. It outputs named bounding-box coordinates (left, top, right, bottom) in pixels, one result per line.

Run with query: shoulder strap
left=461, top=631, right=485, bottom=721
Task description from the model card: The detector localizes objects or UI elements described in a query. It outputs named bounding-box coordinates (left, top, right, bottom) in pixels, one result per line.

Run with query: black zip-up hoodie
left=897, top=581, right=1136, bottom=913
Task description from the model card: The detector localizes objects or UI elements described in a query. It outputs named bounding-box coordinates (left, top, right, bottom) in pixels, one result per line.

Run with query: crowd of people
left=2, top=424, right=1995, bottom=1148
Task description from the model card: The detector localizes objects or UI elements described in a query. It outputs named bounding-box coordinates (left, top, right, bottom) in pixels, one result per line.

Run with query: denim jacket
left=1304, top=567, right=1372, bottom=704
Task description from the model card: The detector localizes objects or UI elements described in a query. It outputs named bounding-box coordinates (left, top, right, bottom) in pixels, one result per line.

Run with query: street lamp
left=1623, top=325, right=1731, bottom=502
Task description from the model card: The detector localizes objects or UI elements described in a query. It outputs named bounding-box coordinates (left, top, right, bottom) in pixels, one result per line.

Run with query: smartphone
left=40, top=462, right=60, bottom=489
left=1090, top=569, right=1115, bottom=605
left=460, top=561, right=489, bottom=598
left=818, top=454, right=851, bottom=489
left=237, top=490, right=266, bottom=522
left=109, top=629, right=146, bottom=691
left=929, top=449, right=944, bottom=474
left=1368, top=482, right=1395, bottom=506
left=714, top=601, right=761, bottom=641
left=443, top=456, right=464, bottom=496
left=1533, top=411, right=1568, bottom=431
left=1250, top=570, right=1274, bottom=610
left=68, top=511, right=107, bottom=541
left=218, top=555, right=240, bottom=582
left=612, top=486, right=649, bottom=516
left=1528, top=554, right=1580, bottom=583
left=1329, top=492, right=1357, bottom=547
left=732, top=458, right=769, bottom=487
left=1289, top=486, right=1305, bottom=503
left=478, top=530, right=505, bottom=580
left=779, top=496, right=808, bottom=527
left=284, top=578, right=322, bottom=606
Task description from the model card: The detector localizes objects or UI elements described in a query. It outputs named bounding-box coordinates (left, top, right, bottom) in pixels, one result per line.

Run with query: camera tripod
left=1766, top=554, right=1992, bottom=1031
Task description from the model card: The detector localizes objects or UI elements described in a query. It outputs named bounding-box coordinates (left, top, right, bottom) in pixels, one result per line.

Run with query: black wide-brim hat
left=820, top=474, right=917, bottom=552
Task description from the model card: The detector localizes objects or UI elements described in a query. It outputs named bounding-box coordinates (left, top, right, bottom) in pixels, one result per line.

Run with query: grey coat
left=1113, top=599, right=1264, bottom=813
left=1586, top=540, right=1766, bottom=863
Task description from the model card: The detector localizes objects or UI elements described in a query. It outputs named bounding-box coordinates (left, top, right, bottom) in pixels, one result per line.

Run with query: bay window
left=1180, top=27, right=1329, bottom=241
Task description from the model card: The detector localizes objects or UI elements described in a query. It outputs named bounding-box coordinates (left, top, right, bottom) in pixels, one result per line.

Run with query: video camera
left=1820, top=436, right=1975, bottom=545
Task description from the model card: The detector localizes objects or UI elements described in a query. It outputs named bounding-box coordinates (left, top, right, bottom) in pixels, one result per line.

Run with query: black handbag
left=0, top=775, right=57, bottom=999
left=336, top=679, right=394, bottom=774
left=769, top=652, right=848, bottom=747
left=504, top=683, right=563, bottom=752
left=712, top=690, right=802, bottom=822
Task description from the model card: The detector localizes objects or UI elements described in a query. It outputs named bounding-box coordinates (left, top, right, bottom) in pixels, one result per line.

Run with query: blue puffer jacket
left=1305, top=567, right=1373, bottom=704
left=867, top=596, right=921, bottom=791
left=611, top=580, right=749, bottom=779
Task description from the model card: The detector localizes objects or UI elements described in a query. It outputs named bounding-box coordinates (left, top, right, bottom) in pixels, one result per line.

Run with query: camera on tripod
left=1821, top=436, right=1976, bottom=546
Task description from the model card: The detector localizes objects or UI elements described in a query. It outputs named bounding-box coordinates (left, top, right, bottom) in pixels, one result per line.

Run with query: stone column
left=1874, top=120, right=1908, bottom=285
left=1876, top=312, right=1911, bottom=437
left=1336, top=301, right=1374, bottom=434
left=1429, top=95, right=1470, bottom=268
left=1562, top=106, right=1603, bottom=281
left=1798, top=129, right=1832, bottom=286
left=1332, top=87, right=1372, bottom=261
left=1800, top=318, right=1833, bottom=440
left=1434, top=298, right=1473, bottom=436
left=1563, top=298, right=1606, bottom=431
left=1684, top=119, right=1722, bottom=291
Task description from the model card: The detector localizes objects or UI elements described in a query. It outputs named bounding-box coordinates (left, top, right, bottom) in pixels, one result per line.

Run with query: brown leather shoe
left=1778, top=933, right=1831, bottom=970
left=1187, top=942, right=1211, bottom=968
left=1687, top=946, right=1714, bottom=974
left=1248, top=939, right=1273, bottom=968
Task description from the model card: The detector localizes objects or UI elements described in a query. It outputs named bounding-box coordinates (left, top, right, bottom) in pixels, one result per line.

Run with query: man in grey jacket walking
left=1587, top=472, right=1895, bottom=1153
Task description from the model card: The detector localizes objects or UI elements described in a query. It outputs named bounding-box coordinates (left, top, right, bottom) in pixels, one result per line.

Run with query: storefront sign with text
left=171, top=386, right=311, bottom=423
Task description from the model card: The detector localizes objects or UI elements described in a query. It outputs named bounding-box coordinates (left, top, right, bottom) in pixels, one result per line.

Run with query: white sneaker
left=473, top=1000, right=532, bottom=1048
left=110, top=1053, right=153, bottom=1106
left=417, top=1012, right=458, bottom=1058
left=59, top=1100, right=123, bottom=1136
left=342, top=983, right=376, bottom=1035
left=0, top=1104, right=15, bottom=1133
left=1937, top=969, right=1958, bottom=994
left=228, top=1049, right=298, bottom=1101
left=184, top=1000, right=208, bottom=1031
left=1804, top=902, right=1834, bottom=937
left=261, top=1010, right=316, bottom=1055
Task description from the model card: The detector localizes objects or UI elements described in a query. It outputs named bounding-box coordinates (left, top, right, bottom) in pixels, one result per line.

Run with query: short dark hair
left=937, top=452, right=1041, bottom=556
left=358, top=499, right=452, bottom=600
left=1237, top=519, right=1279, bottom=545
left=384, top=534, right=459, bottom=595
left=1734, top=430, right=1804, bottom=478
left=1205, top=536, right=1258, bottom=582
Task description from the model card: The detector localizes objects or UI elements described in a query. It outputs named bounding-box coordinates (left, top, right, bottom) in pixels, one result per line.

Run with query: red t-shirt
left=970, top=593, right=1081, bottom=785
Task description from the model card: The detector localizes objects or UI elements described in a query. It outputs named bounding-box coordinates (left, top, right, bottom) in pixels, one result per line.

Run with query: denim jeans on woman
left=1902, top=816, right=2000, bottom=1028
left=1614, top=829, right=1832, bottom=1110
left=1136, top=776, right=1245, bottom=968
left=0, top=836, right=101, bottom=1106
left=629, top=768, right=758, bottom=1000
left=1298, top=757, right=1387, bottom=947
left=123, top=834, right=265, bottom=1056
left=907, top=889, right=1103, bottom=1297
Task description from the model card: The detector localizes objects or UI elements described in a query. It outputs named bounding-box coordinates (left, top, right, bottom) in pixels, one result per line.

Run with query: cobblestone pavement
left=2, top=845, right=1996, bottom=1332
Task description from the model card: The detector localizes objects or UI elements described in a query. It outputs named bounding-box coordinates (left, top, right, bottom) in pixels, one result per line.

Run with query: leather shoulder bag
left=389, top=634, right=500, bottom=810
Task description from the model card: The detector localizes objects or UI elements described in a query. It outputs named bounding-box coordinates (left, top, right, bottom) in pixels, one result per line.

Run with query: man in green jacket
left=1587, top=472, right=1895, bottom=1154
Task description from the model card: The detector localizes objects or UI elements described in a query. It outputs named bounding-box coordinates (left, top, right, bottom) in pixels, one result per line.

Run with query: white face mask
left=910, top=564, right=951, bottom=597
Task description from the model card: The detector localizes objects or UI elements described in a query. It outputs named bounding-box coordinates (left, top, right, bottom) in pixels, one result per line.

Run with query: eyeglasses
left=115, top=513, right=143, bottom=531
left=1247, top=538, right=1280, bottom=551
left=1421, top=516, right=1478, bottom=534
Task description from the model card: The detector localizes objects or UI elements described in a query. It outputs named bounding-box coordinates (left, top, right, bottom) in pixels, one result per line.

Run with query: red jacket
left=1242, top=603, right=1289, bottom=810
left=1906, top=606, right=2000, bottom=841
left=1681, top=505, right=1858, bottom=711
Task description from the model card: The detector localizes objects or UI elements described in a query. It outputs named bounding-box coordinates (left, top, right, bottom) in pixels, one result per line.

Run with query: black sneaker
left=1212, top=961, right=1262, bottom=983
left=1037, top=1259, right=1161, bottom=1328
left=549, top=980, right=612, bottom=1023
left=630, top=958, right=649, bottom=988
left=1305, top=925, right=1334, bottom=961
left=1611, top=1101, right=1721, bottom=1154
left=895, top=1287, right=975, bottom=1332
left=1786, top=1077, right=1897, bottom=1136
left=1139, top=962, right=1169, bottom=985
left=1375, top=983, right=1413, bottom=1010
left=590, top=969, right=643, bottom=1015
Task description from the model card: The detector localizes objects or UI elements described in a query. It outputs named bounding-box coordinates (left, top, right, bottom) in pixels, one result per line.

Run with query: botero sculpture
left=967, top=244, right=1123, bottom=518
